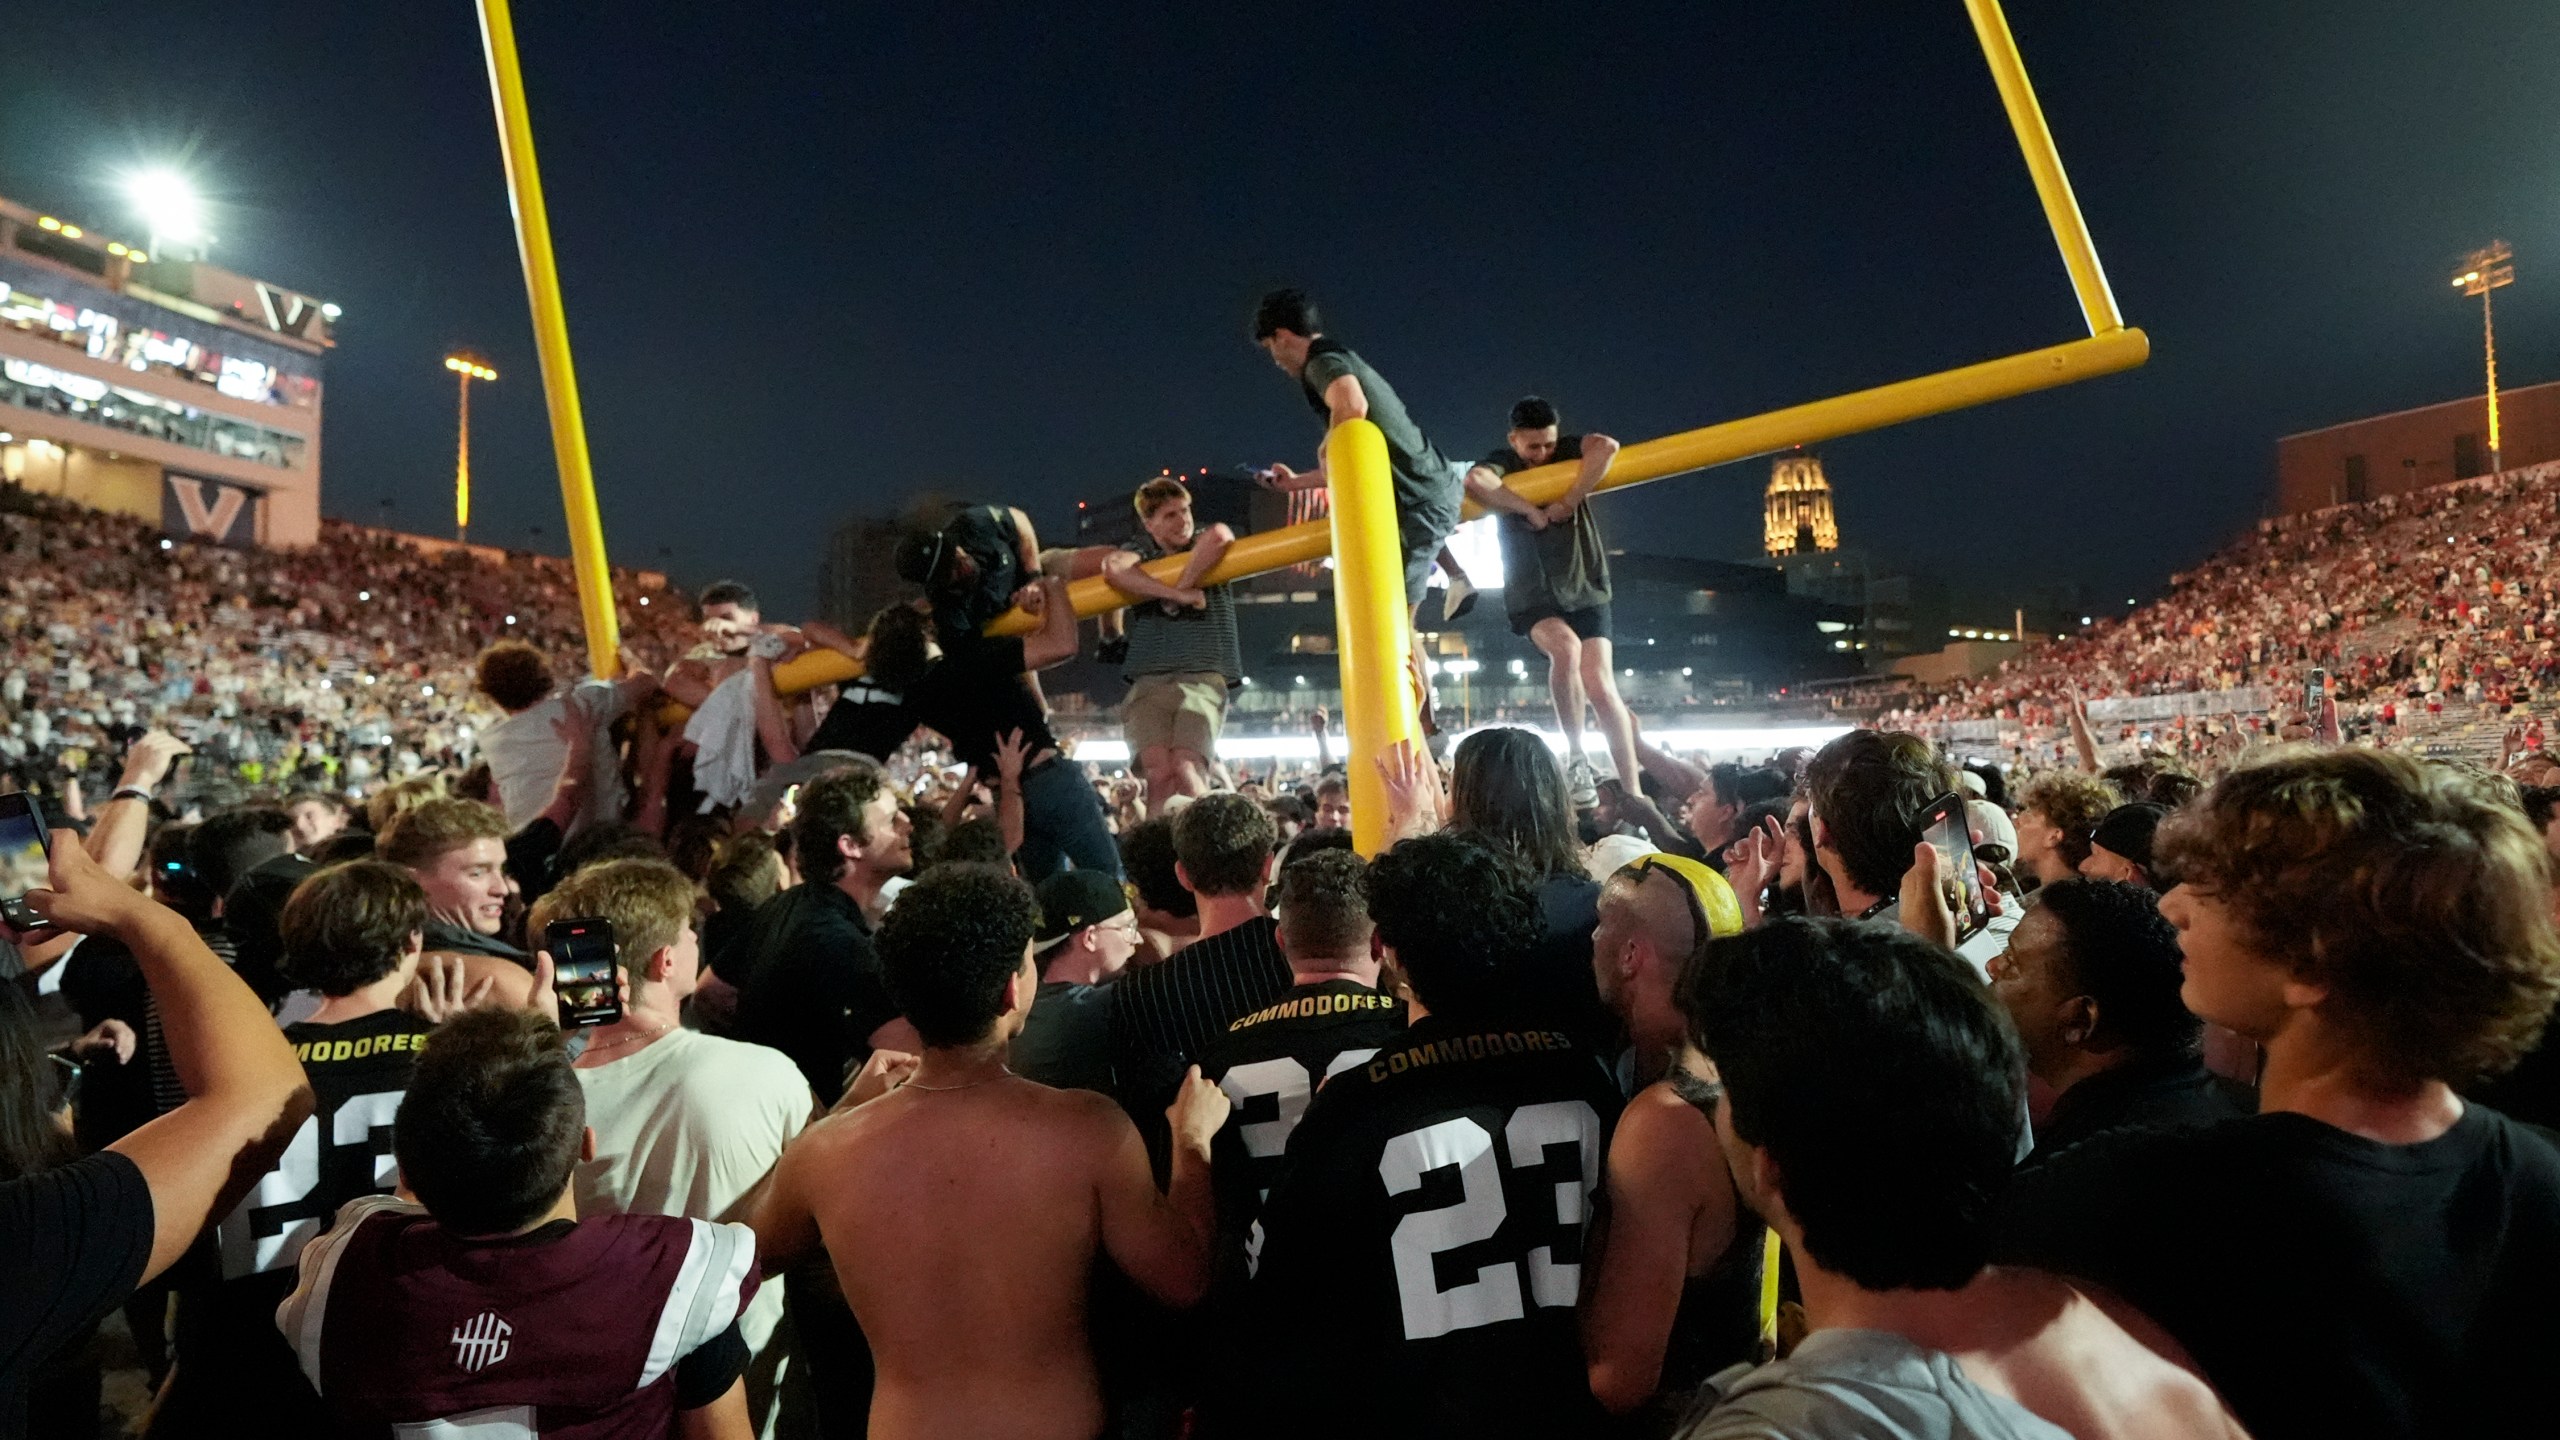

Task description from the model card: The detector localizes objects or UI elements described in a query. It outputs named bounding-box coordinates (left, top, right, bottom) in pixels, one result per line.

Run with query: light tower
left=2451, top=241, right=2516, bottom=473
left=1764, top=452, right=1840, bottom=557
left=443, top=353, right=499, bottom=543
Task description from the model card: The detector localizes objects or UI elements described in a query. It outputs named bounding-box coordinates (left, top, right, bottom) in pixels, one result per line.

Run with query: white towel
left=684, top=669, right=760, bottom=813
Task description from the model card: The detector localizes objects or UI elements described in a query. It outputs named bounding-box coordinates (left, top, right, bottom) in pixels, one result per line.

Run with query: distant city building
left=1764, top=452, right=1840, bottom=556
left=0, top=190, right=336, bottom=547
left=2275, top=377, right=2560, bottom=516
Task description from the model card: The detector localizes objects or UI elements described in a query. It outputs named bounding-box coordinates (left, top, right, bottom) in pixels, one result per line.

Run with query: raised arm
left=1093, top=1069, right=1226, bottom=1308
left=86, top=731, right=190, bottom=881
left=23, top=835, right=313, bottom=1281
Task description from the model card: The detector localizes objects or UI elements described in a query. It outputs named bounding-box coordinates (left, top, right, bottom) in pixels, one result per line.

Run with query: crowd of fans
left=3, top=324, right=2559, bottom=1440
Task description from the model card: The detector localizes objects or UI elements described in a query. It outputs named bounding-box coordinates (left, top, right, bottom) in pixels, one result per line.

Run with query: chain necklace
left=581, top=1018, right=673, bottom=1059
left=904, top=1066, right=1012, bottom=1093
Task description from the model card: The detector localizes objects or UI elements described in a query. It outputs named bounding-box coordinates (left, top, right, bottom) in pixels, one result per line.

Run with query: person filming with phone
left=1803, top=730, right=2016, bottom=976
left=0, top=814, right=313, bottom=1435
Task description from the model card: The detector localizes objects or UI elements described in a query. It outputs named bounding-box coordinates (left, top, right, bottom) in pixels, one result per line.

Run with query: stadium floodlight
left=121, top=166, right=206, bottom=258
left=443, top=352, right=500, bottom=542
left=2451, top=241, right=2516, bottom=472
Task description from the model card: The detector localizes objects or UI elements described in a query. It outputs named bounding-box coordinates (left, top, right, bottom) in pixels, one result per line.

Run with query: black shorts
left=1511, top=601, right=1612, bottom=641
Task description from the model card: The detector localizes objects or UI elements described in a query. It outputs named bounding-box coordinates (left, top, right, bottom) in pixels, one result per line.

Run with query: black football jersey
left=1197, top=980, right=1407, bottom=1282
left=1233, top=1015, right=1622, bottom=1439
left=155, top=1010, right=429, bottom=1435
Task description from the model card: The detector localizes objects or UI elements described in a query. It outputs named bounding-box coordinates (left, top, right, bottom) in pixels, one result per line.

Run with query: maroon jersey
left=279, top=1195, right=758, bottom=1440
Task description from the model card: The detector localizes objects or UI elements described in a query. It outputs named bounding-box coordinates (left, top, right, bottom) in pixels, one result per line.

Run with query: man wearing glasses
left=1010, top=871, right=1144, bottom=1094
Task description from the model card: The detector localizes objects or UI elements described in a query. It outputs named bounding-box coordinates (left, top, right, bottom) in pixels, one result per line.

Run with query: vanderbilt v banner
left=163, top=472, right=261, bottom=548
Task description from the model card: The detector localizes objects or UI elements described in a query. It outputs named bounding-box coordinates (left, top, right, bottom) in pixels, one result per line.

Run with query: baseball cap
left=894, top=530, right=953, bottom=588
left=2089, top=802, right=2171, bottom=873
left=1034, top=870, right=1132, bottom=951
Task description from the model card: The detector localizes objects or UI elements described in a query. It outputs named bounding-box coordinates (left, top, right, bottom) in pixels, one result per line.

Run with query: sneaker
left=1442, top=576, right=1479, bottom=623
left=1566, top=757, right=1599, bottom=808
left=1096, top=634, right=1129, bottom=666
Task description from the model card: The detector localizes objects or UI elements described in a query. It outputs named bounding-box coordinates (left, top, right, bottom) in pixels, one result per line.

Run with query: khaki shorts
left=1124, top=671, right=1228, bottom=758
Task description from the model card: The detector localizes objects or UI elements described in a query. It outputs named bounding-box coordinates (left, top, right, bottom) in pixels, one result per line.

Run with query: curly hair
left=2158, top=747, right=2560, bottom=1087
left=1367, top=832, right=1542, bottom=1016
left=2017, top=771, right=2122, bottom=872
left=792, top=760, right=893, bottom=886
left=861, top=604, right=934, bottom=692
left=280, top=861, right=428, bottom=997
left=877, top=863, right=1039, bottom=1047
left=1173, top=792, right=1277, bottom=898
left=473, top=640, right=555, bottom=713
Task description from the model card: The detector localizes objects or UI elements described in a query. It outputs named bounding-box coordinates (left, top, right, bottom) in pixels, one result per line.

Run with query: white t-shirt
left=480, top=680, right=634, bottom=832
left=574, top=1027, right=815, bottom=1351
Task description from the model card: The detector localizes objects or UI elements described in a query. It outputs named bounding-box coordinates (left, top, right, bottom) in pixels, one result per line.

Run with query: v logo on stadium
left=450, top=1311, right=513, bottom=1372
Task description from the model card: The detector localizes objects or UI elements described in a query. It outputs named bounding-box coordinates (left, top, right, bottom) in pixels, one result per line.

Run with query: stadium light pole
left=443, top=353, right=498, bottom=544
left=2452, top=241, right=2515, bottom=473
left=120, top=166, right=205, bottom=260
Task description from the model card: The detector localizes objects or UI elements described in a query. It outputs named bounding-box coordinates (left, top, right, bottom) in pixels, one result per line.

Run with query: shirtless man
left=750, top=863, right=1229, bottom=1440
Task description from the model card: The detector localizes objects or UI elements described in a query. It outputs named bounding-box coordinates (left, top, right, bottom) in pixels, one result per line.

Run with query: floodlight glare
left=122, top=167, right=205, bottom=253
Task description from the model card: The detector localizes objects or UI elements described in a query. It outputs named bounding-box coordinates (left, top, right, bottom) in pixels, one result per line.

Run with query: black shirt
left=1110, top=916, right=1294, bottom=1173
left=730, top=883, right=900, bottom=1103
left=1478, top=436, right=1612, bottom=616
left=1994, top=1104, right=2560, bottom=1439
left=0, top=1152, right=155, bottom=1434
left=905, top=635, right=1058, bottom=774
left=1237, top=1014, right=1622, bottom=1439
left=2026, top=1049, right=2254, bottom=1163
left=929, top=504, right=1025, bottom=641
left=160, top=1010, right=430, bottom=1434
left=803, top=681, right=916, bottom=762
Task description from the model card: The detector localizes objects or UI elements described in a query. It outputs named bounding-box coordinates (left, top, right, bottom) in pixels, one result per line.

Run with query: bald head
left=1603, top=869, right=1699, bottom=964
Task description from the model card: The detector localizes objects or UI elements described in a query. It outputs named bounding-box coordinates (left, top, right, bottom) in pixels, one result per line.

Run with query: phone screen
left=545, top=918, right=624, bottom=1028
left=2306, top=669, right=2327, bottom=718
left=1920, top=793, right=1988, bottom=944
left=0, top=794, right=51, bottom=930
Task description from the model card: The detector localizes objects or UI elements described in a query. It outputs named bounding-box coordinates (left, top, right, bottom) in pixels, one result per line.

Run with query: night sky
left=6, top=2, right=2556, bottom=621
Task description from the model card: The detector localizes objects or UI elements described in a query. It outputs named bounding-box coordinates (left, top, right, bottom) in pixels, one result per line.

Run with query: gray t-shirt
left=1013, top=978, right=1114, bottom=1093
left=1677, top=1330, right=2072, bottom=1440
left=1299, top=340, right=1461, bottom=553
left=1120, top=532, right=1241, bottom=682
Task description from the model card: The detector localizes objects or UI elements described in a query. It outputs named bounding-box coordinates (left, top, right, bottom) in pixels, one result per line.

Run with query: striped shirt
left=1107, top=915, right=1292, bottom=1161
left=1120, top=532, right=1241, bottom=682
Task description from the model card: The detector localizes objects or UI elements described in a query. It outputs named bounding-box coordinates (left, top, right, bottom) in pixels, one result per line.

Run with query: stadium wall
left=2276, top=379, right=2560, bottom=516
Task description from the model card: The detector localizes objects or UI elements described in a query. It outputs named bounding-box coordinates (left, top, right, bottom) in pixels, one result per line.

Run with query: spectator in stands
left=1012, top=870, right=1141, bottom=1094
left=864, top=579, right=1120, bottom=880
left=749, top=863, right=1226, bottom=1440
left=2081, top=802, right=2170, bottom=889
left=1582, top=854, right=1760, bottom=1424
left=2012, top=772, right=2120, bottom=889
left=1988, top=878, right=2252, bottom=1162
left=1445, top=726, right=1615, bottom=1046
left=1104, top=479, right=1239, bottom=815
left=1, top=834, right=311, bottom=1433
left=1997, top=748, right=2560, bottom=1438
left=728, top=762, right=920, bottom=1103
left=281, top=1007, right=759, bottom=1438
left=1805, top=730, right=2014, bottom=971
left=1243, top=832, right=1621, bottom=1438
left=534, top=858, right=818, bottom=1431
left=1108, top=794, right=1290, bottom=1149
left=1677, top=918, right=2236, bottom=1439
left=1120, top=816, right=1197, bottom=965
left=1462, top=397, right=1634, bottom=805
left=154, top=860, right=441, bottom=1436
left=471, top=638, right=652, bottom=834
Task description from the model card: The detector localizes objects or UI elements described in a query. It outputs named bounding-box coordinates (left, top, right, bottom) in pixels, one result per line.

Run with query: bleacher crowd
left=4, top=292, right=2559, bottom=1440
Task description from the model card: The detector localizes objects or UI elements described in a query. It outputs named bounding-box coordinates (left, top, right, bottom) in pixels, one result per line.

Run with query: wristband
left=111, top=787, right=153, bottom=805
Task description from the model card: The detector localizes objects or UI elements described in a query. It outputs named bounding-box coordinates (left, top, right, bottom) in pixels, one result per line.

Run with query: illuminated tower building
left=1764, top=452, right=1839, bottom=556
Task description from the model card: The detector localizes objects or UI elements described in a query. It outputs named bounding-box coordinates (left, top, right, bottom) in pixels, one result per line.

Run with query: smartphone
left=0, top=792, right=52, bottom=932
left=544, top=917, right=624, bottom=1028
left=1918, top=792, right=1990, bottom=945
left=2306, top=668, right=2327, bottom=719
